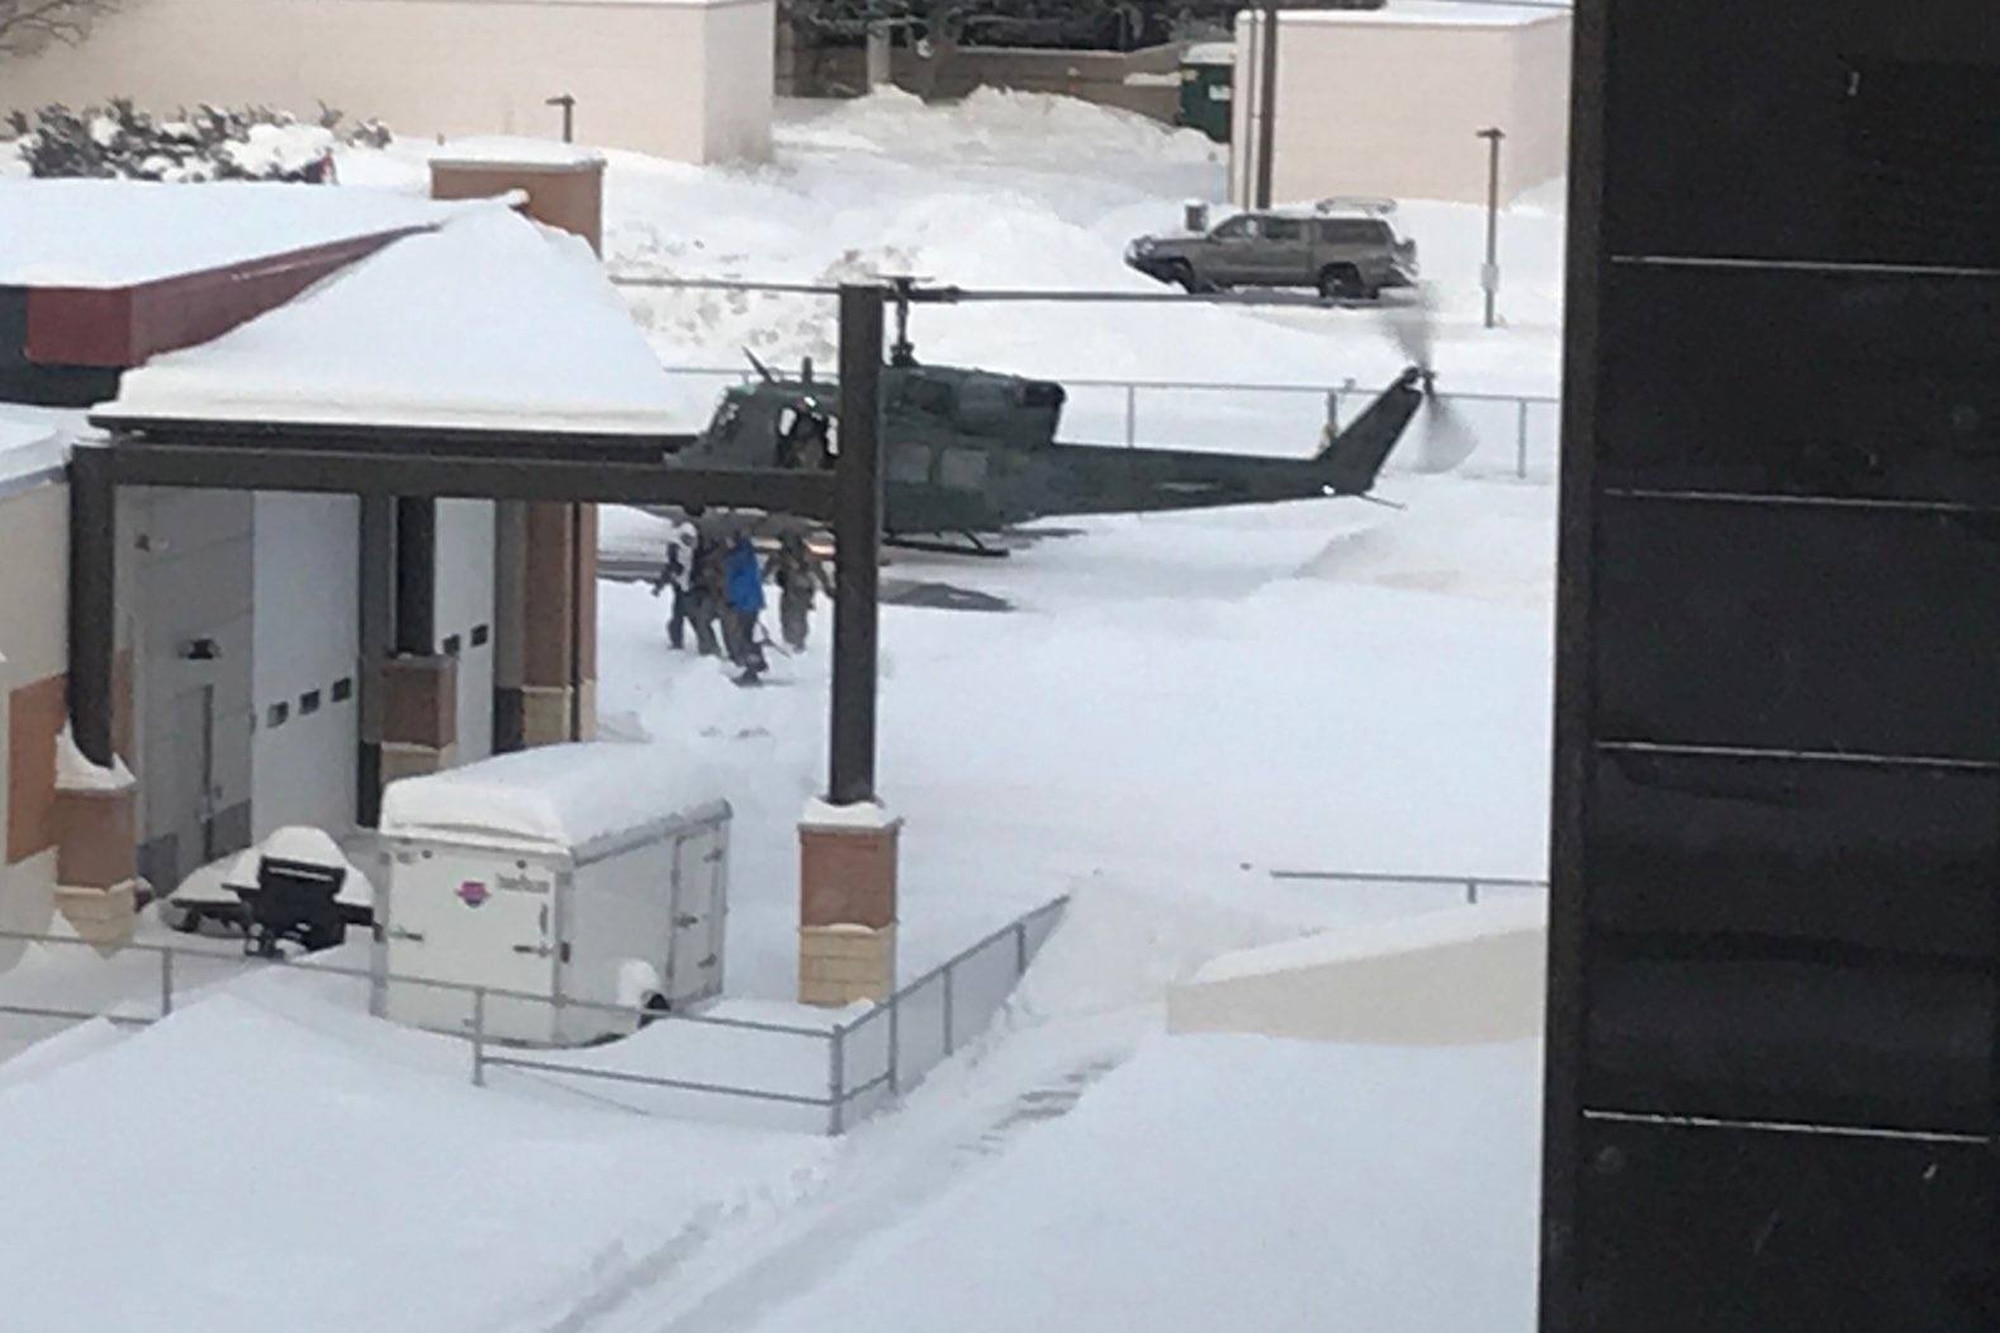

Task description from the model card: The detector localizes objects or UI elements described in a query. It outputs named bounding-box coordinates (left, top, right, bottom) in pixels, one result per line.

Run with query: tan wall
left=1166, top=899, right=1547, bottom=1045
left=1233, top=11, right=1570, bottom=206
left=701, top=0, right=778, bottom=162
left=0, top=0, right=773, bottom=164
left=0, top=481, right=69, bottom=958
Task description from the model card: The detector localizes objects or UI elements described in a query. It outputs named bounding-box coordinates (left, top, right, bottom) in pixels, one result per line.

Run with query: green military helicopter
left=659, top=282, right=1467, bottom=548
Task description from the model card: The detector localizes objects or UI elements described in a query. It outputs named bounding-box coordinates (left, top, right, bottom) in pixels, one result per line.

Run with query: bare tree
left=0, top=0, right=119, bottom=57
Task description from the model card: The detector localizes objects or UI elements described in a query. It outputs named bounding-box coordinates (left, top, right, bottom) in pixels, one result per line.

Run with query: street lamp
left=546, top=94, right=577, bottom=144
left=1476, top=126, right=1504, bottom=329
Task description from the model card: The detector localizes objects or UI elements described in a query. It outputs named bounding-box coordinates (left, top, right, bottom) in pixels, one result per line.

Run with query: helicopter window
left=900, top=378, right=954, bottom=416
left=889, top=444, right=932, bottom=484
left=940, top=447, right=989, bottom=492
left=711, top=396, right=743, bottom=440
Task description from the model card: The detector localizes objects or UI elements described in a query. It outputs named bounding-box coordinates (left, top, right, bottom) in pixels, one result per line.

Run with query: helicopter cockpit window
left=776, top=401, right=832, bottom=469
left=710, top=394, right=744, bottom=441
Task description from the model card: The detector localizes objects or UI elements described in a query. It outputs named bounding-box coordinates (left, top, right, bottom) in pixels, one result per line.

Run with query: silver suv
left=1126, top=200, right=1419, bottom=300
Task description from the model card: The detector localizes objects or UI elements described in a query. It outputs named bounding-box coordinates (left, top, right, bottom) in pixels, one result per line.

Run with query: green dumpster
left=1178, top=43, right=1235, bottom=144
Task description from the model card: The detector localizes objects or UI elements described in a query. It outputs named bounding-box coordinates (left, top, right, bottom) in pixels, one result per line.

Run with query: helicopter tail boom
left=1315, top=365, right=1427, bottom=496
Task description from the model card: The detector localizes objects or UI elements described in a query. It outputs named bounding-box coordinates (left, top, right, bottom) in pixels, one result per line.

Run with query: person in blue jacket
left=721, top=529, right=768, bottom=683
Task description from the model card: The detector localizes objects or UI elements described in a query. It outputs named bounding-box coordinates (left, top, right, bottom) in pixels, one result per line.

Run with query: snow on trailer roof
left=380, top=741, right=726, bottom=853
left=0, top=179, right=477, bottom=289
left=101, top=207, right=686, bottom=435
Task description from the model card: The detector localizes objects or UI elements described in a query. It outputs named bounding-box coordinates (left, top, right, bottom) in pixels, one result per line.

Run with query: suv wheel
left=1168, top=260, right=1205, bottom=295
left=1318, top=265, right=1371, bottom=301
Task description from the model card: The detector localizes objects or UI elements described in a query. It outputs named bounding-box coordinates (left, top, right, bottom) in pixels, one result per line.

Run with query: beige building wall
left=1232, top=7, right=1571, bottom=206
left=0, top=480, right=71, bottom=964
left=0, top=0, right=774, bottom=164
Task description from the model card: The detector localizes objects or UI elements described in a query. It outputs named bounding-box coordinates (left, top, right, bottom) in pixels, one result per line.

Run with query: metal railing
left=647, top=363, right=1561, bottom=482
left=0, top=895, right=1068, bottom=1135
left=1265, top=869, right=1549, bottom=905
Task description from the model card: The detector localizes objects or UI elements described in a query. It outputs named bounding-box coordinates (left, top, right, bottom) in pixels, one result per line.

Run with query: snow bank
left=381, top=739, right=726, bottom=852
left=0, top=980, right=829, bottom=1333
left=106, top=207, right=686, bottom=434
left=0, top=178, right=471, bottom=288
left=1169, top=897, right=1548, bottom=1045
left=742, top=1032, right=1541, bottom=1333
left=0, top=406, right=71, bottom=486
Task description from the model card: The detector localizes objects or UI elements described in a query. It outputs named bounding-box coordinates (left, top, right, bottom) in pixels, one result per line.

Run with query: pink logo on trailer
left=457, top=880, right=490, bottom=908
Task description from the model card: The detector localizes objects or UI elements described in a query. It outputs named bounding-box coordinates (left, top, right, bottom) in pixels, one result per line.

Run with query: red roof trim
left=24, top=224, right=439, bottom=369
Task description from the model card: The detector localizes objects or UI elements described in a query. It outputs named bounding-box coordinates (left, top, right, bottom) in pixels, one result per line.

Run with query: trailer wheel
left=638, top=994, right=672, bottom=1027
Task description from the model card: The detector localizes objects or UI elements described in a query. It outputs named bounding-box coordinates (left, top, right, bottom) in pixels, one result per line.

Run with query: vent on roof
left=1842, top=59, right=2000, bottom=269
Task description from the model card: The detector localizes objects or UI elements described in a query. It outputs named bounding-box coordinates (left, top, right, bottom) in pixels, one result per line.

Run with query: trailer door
left=667, top=824, right=726, bottom=1004
left=385, top=843, right=559, bottom=1042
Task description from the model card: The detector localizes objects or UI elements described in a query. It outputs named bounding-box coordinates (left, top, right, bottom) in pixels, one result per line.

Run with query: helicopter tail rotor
left=1375, top=284, right=1479, bottom=475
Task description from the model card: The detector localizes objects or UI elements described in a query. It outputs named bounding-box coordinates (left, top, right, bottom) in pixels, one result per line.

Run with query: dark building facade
left=1543, top=1, right=2000, bottom=1327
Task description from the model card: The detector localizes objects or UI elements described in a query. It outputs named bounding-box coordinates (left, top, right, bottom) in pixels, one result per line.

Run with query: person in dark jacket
left=721, top=530, right=768, bottom=682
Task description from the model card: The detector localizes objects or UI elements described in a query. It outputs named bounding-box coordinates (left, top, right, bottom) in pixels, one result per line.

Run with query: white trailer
left=374, top=742, right=730, bottom=1046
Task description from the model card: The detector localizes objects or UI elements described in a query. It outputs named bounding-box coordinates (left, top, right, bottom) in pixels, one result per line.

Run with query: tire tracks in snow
left=564, top=1008, right=1148, bottom=1333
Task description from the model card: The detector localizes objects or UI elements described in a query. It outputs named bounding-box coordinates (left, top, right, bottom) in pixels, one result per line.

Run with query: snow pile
left=105, top=207, right=686, bottom=433
left=0, top=978, right=829, bottom=1333
left=740, top=1033, right=1542, bottom=1333
left=0, top=178, right=469, bottom=287
left=381, top=739, right=727, bottom=852
left=778, top=87, right=1223, bottom=169
left=0, top=405, right=70, bottom=485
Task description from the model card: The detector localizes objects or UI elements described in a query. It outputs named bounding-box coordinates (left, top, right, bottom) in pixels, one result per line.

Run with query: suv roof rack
left=1310, top=196, right=1398, bottom=216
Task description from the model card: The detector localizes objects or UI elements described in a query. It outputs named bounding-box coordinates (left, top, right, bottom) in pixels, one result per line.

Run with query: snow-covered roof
left=100, top=207, right=687, bottom=435
left=1192, top=894, right=1547, bottom=985
left=430, top=137, right=607, bottom=170
left=0, top=405, right=74, bottom=491
left=0, top=179, right=477, bottom=289
left=1280, top=0, right=1567, bottom=27
left=380, top=741, right=726, bottom=853
left=1183, top=41, right=1236, bottom=64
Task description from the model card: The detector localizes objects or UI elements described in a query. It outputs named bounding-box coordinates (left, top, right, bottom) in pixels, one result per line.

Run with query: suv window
left=1263, top=217, right=1306, bottom=242
left=1211, top=215, right=1260, bottom=241
left=1318, top=218, right=1391, bottom=245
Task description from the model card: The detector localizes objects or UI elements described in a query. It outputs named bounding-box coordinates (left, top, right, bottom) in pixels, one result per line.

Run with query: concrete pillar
left=431, top=149, right=607, bottom=749
left=798, top=800, right=900, bottom=1005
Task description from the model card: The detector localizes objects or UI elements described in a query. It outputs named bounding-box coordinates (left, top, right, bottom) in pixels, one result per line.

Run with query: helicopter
left=658, top=279, right=1469, bottom=549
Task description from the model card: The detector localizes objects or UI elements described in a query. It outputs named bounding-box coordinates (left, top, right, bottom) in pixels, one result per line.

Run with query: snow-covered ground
left=1, top=89, right=1557, bottom=1333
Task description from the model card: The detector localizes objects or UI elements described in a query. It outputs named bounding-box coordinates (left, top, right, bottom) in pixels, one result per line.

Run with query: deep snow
left=0, top=88, right=1557, bottom=1333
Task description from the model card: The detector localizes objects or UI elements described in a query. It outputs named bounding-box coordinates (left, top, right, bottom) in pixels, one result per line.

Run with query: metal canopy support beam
left=357, top=495, right=395, bottom=826
left=829, top=284, right=885, bottom=806
left=67, top=446, right=118, bottom=768
left=95, top=444, right=836, bottom=514
left=393, top=497, right=436, bottom=656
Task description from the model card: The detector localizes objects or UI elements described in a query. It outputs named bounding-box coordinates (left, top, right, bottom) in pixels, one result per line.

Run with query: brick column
left=52, top=739, right=139, bottom=951
left=374, top=654, right=458, bottom=789
left=798, top=799, right=901, bottom=1006
left=519, top=502, right=577, bottom=747
left=431, top=152, right=606, bottom=750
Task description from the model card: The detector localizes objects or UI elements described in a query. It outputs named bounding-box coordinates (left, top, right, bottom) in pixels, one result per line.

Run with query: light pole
left=1253, top=0, right=1279, bottom=208
left=546, top=94, right=576, bottom=144
left=1477, top=126, right=1504, bottom=328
